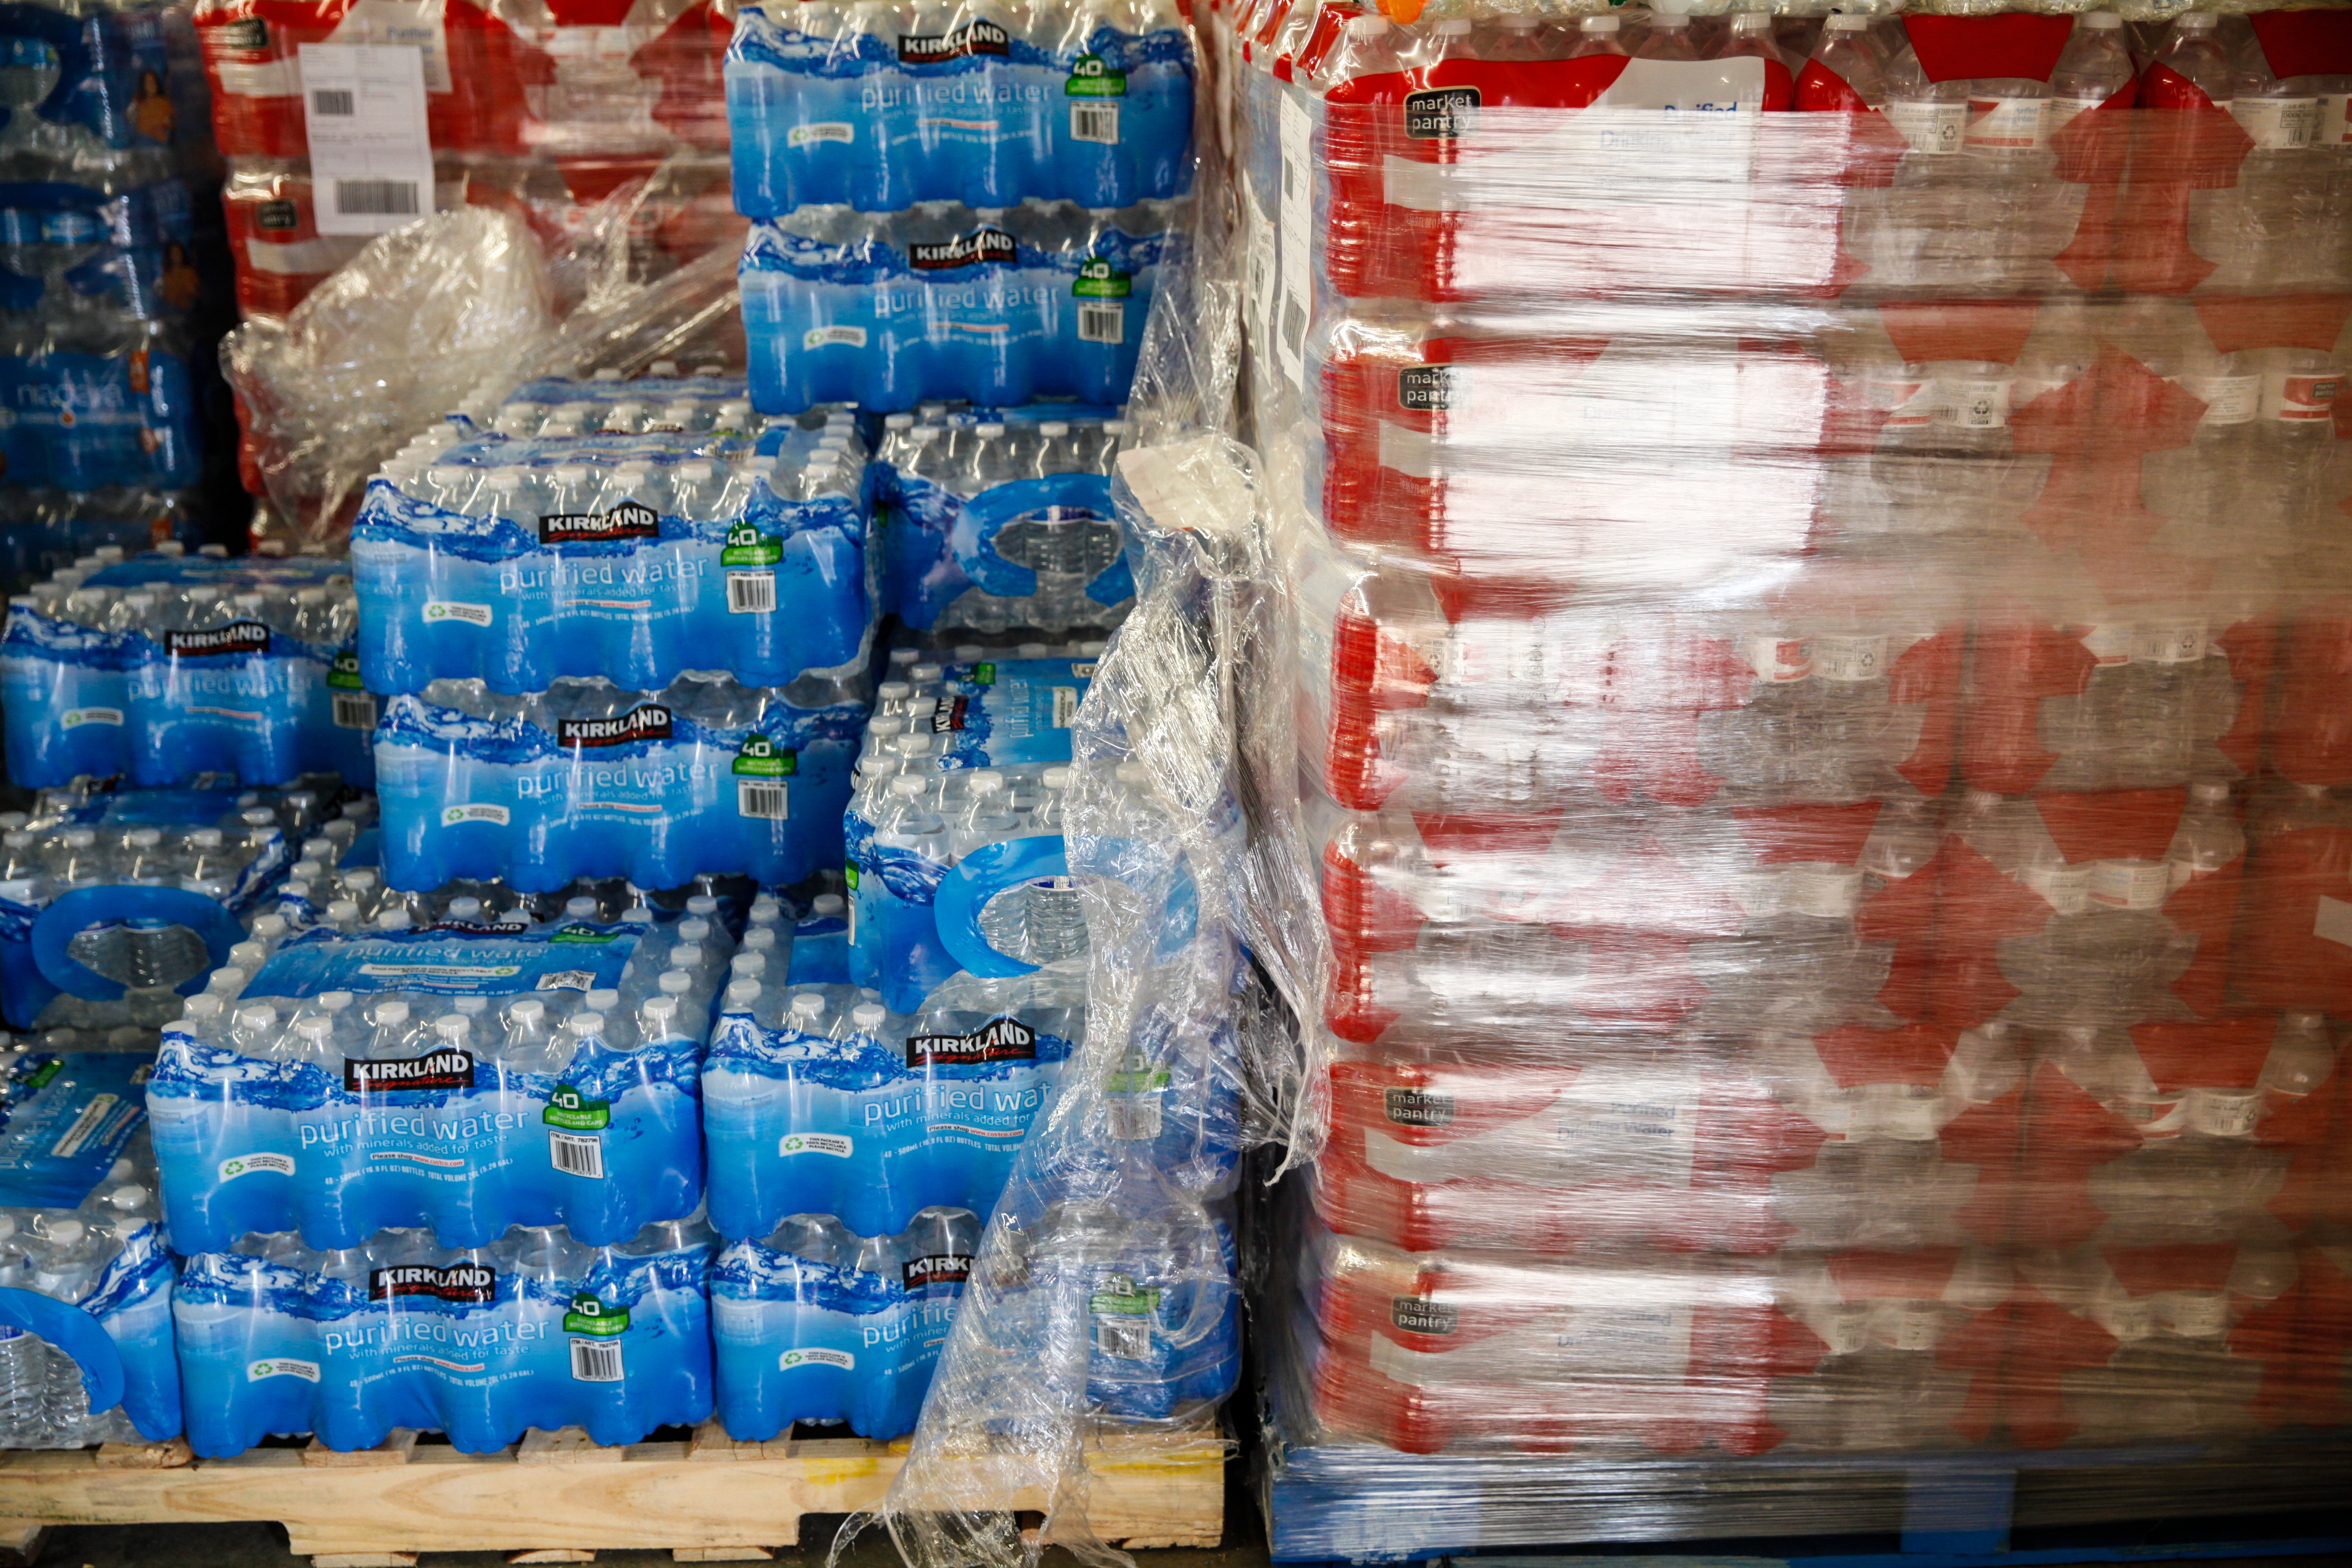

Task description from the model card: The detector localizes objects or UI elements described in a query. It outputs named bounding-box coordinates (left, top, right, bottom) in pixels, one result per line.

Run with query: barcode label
left=1052, top=685, right=1080, bottom=727
left=334, top=179, right=419, bottom=216
left=726, top=571, right=777, bottom=615
left=569, top=1338, right=623, bottom=1382
left=549, top=1130, right=605, bottom=1178
left=537, top=970, right=598, bottom=992
left=1077, top=302, right=1125, bottom=345
left=1071, top=101, right=1118, bottom=144
left=311, top=87, right=355, bottom=115
left=739, top=780, right=789, bottom=820
left=1096, top=1317, right=1152, bottom=1360
left=332, top=692, right=378, bottom=730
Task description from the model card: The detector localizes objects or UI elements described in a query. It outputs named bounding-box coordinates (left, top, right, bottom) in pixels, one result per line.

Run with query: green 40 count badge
left=1065, top=52, right=1126, bottom=95
left=563, top=1292, right=630, bottom=1336
left=543, top=1084, right=609, bottom=1131
left=721, top=521, right=783, bottom=567
left=733, top=735, right=796, bottom=778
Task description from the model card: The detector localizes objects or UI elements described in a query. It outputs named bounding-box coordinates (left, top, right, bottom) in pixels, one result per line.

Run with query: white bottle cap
left=2081, top=9, right=2121, bottom=25
left=586, top=989, right=620, bottom=1012
left=434, top=1013, right=470, bottom=1041
left=852, top=1003, right=888, bottom=1028
left=891, top=775, right=930, bottom=800
left=319, top=992, right=355, bottom=1013
left=726, top=978, right=762, bottom=1006
left=375, top=1000, right=410, bottom=1025
left=509, top=998, right=546, bottom=1026
left=1582, top=13, right=1622, bottom=29
left=791, top=992, right=828, bottom=1020
left=233, top=1004, right=276, bottom=1032
left=813, top=894, right=845, bottom=917
left=48, top=1220, right=83, bottom=1246
left=567, top=1012, right=605, bottom=1035
left=1824, top=13, right=1868, bottom=29
left=659, top=969, right=693, bottom=996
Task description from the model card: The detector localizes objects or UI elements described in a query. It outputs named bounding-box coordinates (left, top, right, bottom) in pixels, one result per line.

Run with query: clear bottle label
left=2042, top=94, right=2109, bottom=140
left=1744, top=634, right=1811, bottom=683
left=1791, top=865, right=1863, bottom=919
left=1813, top=634, right=1889, bottom=683
left=1940, top=377, right=2013, bottom=429
left=1885, top=1301, right=1944, bottom=1351
left=2079, top=623, right=2134, bottom=666
left=2230, top=95, right=2319, bottom=150
left=1888, top=99, right=1965, bottom=154
left=2131, top=621, right=2208, bottom=665
left=1964, top=95, right=2048, bottom=150
left=2183, top=1087, right=2263, bottom=1138
left=2161, top=1290, right=2230, bottom=1337
left=2180, top=372, right=2260, bottom=425
left=2319, top=92, right=2352, bottom=147
left=2032, top=862, right=2093, bottom=916
left=2097, top=1296, right=2158, bottom=1341
left=1865, top=374, right=1933, bottom=427
left=2264, top=371, right=2343, bottom=423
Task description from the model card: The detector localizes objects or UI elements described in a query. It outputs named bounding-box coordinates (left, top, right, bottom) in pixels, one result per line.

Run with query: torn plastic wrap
left=864, top=432, right=1264, bottom=1568
left=1204, top=0, right=2352, bottom=1556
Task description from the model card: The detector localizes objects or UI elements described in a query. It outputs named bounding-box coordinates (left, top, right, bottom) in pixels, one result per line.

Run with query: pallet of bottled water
left=2, top=546, right=373, bottom=790
left=739, top=199, right=1182, bottom=413
left=375, top=670, right=869, bottom=895
left=0, top=489, right=194, bottom=600
left=724, top=0, right=1194, bottom=217
left=0, top=1056, right=180, bottom=1450
left=146, top=882, right=786, bottom=1254
left=873, top=408, right=1134, bottom=634
left=352, top=412, right=872, bottom=696
left=0, top=782, right=330, bottom=1032
left=710, top=1205, right=980, bottom=1439
left=172, top=1217, right=717, bottom=1457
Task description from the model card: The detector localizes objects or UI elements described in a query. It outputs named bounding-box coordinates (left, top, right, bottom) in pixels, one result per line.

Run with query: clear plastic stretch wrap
left=1198, top=0, right=2352, bottom=1555
left=860, top=433, right=1257, bottom=1568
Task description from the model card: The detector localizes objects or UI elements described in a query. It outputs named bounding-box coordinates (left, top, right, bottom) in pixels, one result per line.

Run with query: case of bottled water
left=738, top=198, right=1181, bottom=413
left=350, top=425, right=871, bottom=695
left=709, top=1204, right=978, bottom=1439
left=702, top=968, right=1079, bottom=1241
left=375, top=670, right=868, bottom=894
left=0, top=780, right=326, bottom=1031
left=873, top=409, right=1133, bottom=634
left=723, top=0, right=1194, bottom=218
left=0, top=1055, right=180, bottom=1449
left=845, top=653, right=1097, bottom=1011
left=148, top=898, right=744, bottom=1252
left=3, top=548, right=373, bottom=790
left=172, top=1216, right=716, bottom=1457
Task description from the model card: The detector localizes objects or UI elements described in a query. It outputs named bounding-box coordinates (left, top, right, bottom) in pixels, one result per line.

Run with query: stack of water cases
left=3, top=544, right=371, bottom=790
left=1214, top=0, right=2352, bottom=1555
left=0, top=779, right=329, bottom=1038
left=700, top=639, right=1099, bottom=1438
left=723, top=0, right=1196, bottom=419
left=355, top=374, right=874, bottom=896
left=0, top=1050, right=184, bottom=1452
left=0, top=0, right=231, bottom=594
left=155, top=878, right=749, bottom=1454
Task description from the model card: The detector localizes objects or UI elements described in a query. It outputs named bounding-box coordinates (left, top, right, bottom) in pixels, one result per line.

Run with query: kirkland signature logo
left=556, top=705, right=674, bottom=749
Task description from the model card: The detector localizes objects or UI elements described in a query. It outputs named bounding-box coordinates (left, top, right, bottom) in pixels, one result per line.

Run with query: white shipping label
left=1887, top=99, right=1965, bottom=155
left=299, top=43, right=435, bottom=236
left=2181, top=372, right=2261, bottom=425
left=2316, top=894, right=2352, bottom=949
left=2230, top=95, right=2318, bottom=150
left=325, top=0, right=453, bottom=91
left=1964, top=96, right=2048, bottom=151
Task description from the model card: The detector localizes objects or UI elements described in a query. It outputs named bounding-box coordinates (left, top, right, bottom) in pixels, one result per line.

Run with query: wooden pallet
left=0, top=1423, right=1227, bottom=1565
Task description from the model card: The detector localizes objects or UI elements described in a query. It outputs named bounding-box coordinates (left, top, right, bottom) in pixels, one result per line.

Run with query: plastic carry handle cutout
left=0, top=1286, right=122, bottom=1415
left=30, top=884, right=247, bottom=1001
left=934, top=836, right=1072, bottom=979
